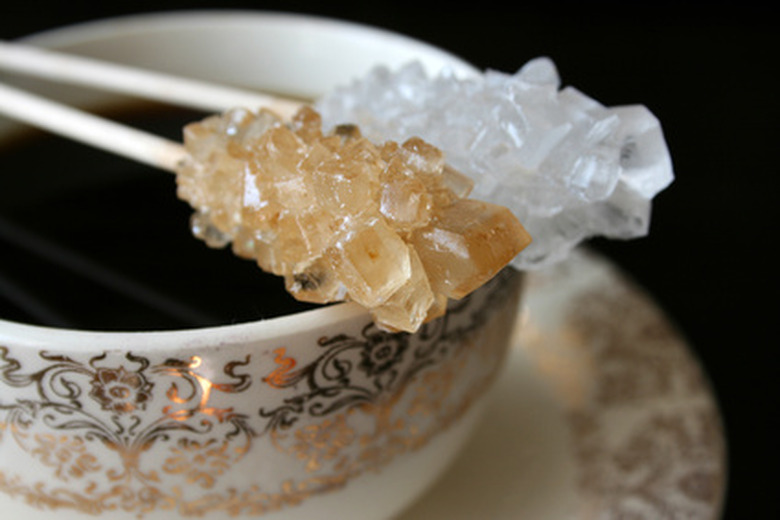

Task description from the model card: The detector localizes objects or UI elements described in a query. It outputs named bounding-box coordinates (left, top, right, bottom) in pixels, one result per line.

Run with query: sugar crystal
left=316, top=57, right=674, bottom=269
left=175, top=106, right=531, bottom=332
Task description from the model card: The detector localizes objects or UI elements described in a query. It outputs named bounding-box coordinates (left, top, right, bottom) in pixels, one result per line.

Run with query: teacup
left=0, top=11, right=523, bottom=520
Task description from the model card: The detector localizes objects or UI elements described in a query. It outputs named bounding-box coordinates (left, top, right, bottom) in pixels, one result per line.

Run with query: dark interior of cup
left=0, top=103, right=319, bottom=331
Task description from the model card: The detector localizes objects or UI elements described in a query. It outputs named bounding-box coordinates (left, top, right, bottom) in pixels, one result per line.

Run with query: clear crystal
left=316, top=57, right=674, bottom=269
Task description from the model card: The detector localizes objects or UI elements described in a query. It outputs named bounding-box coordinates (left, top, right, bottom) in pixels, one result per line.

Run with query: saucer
left=399, top=248, right=727, bottom=520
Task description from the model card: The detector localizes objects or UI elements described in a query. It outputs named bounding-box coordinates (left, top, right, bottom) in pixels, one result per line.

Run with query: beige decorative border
left=0, top=269, right=521, bottom=518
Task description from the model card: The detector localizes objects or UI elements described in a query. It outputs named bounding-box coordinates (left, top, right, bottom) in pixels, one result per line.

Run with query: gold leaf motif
left=262, top=347, right=298, bottom=389
left=29, top=434, right=101, bottom=481
left=163, top=438, right=234, bottom=488
left=288, top=414, right=356, bottom=473
left=0, top=268, right=520, bottom=517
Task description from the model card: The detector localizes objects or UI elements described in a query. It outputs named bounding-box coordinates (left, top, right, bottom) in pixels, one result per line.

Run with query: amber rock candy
left=175, top=106, right=531, bottom=332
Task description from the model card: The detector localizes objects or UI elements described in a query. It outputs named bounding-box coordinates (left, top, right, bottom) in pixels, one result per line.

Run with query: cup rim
left=17, top=10, right=476, bottom=70
left=0, top=9, right=479, bottom=347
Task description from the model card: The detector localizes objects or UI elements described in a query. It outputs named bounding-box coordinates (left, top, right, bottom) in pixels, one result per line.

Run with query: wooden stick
left=0, top=40, right=303, bottom=119
left=0, top=81, right=187, bottom=172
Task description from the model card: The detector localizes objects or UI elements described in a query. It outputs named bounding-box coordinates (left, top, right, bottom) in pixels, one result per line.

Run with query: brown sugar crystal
left=175, top=106, right=531, bottom=332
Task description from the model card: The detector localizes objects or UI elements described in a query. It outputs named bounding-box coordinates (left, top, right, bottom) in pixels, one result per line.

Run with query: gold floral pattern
left=0, top=267, right=521, bottom=517
left=163, top=437, right=245, bottom=488
left=283, top=413, right=356, bottom=473
left=565, top=281, right=725, bottom=520
left=519, top=250, right=726, bottom=520
left=29, top=434, right=101, bottom=482
left=89, top=366, right=154, bottom=414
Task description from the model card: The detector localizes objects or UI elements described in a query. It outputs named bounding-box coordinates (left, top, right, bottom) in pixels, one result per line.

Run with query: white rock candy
left=316, top=57, right=674, bottom=270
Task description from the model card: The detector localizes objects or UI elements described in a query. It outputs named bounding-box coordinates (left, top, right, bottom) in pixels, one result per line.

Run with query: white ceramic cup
left=0, top=11, right=523, bottom=520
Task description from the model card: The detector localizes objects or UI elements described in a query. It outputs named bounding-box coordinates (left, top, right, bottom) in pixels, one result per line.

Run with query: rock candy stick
left=0, top=82, right=532, bottom=333
left=0, top=81, right=187, bottom=170
left=0, top=40, right=302, bottom=117
left=177, top=106, right=531, bottom=332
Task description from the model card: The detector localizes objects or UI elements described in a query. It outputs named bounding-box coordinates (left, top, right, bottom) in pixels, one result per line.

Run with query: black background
left=1, top=2, right=776, bottom=518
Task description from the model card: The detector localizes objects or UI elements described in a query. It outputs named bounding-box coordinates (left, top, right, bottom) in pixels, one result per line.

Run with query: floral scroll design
left=258, top=267, right=519, bottom=435
left=89, top=365, right=154, bottom=415
left=0, top=268, right=521, bottom=517
left=0, top=349, right=254, bottom=514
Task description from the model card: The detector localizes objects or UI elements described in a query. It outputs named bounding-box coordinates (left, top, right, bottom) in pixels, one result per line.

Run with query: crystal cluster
left=316, top=57, right=674, bottom=269
left=175, top=106, right=531, bottom=332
